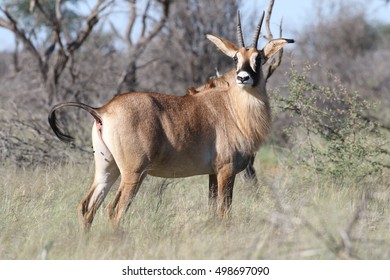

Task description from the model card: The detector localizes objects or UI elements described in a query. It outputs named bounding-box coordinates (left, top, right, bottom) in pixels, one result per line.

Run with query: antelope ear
left=207, top=34, right=239, bottom=58
left=261, top=38, right=294, bottom=64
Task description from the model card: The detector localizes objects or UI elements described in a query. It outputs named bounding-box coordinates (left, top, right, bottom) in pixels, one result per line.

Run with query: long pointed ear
left=206, top=34, right=239, bottom=58
left=261, top=38, right=294, bottom=64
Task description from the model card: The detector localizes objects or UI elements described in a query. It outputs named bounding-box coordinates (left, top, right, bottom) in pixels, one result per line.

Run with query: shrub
left=276, top=64, right=390, bottom=180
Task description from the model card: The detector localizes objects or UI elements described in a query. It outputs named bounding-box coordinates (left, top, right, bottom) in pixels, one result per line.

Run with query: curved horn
left=236, top=10, right=245, bottom=48
left=251, top=10, right=265, bottom=49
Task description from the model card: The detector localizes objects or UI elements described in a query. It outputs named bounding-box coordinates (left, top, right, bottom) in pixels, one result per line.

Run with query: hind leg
left=79, top=123, right=120, bottom=231
left=107, top=170, right=147, bottom=229
left=240, top=155, right=257, bottom=184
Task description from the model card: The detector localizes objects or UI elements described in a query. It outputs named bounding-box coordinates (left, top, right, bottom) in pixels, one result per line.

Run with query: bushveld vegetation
left=0, top=0, right=389, bottom=259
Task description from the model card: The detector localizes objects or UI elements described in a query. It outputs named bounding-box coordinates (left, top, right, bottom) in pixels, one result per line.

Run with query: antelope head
left=206, top=11, right=294, bottom=89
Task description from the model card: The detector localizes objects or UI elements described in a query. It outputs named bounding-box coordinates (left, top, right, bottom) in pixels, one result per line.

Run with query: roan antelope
left=188, top=3, right=290, bottom=184
left=48, top=11, right=294, bottom=230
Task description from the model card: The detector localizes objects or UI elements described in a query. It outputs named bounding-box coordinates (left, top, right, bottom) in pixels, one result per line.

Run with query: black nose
left=237, top=76, right=249, bottom=83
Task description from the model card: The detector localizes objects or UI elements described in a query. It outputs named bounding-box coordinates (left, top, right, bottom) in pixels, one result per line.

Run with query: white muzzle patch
left=236, top=71, right=254, bottom=88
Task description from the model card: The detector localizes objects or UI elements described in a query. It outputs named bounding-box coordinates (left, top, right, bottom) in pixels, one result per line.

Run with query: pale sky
left=0, top=0, right=389, bottom=51
left=245, top=0, right=390, bottom=39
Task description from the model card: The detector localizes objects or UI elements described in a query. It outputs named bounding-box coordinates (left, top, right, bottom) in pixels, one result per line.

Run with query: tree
left=0, top=0, right=113, bottom=104
left=296, top=1, right=378, bottom=83
left=295, top=1, right=390, bottom=125
left=113, top=0, right=171, bottom=94
left=138, top=0, right=239, bottom=95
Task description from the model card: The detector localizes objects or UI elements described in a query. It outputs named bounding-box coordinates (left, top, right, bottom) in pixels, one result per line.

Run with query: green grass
left=0, top=146, right=389, bottom=259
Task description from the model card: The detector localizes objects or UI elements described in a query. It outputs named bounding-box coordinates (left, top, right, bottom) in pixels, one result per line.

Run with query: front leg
left=216, top=167, right=236, bottom=219
left=208, top=174, right=218, bottom=212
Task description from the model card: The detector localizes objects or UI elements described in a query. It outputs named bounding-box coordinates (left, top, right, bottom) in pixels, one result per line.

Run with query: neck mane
left=227, top=82, right=271, bottom=153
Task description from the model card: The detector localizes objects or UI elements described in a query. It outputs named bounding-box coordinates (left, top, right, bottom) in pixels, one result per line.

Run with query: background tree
left=294, top=1, right=390, bottom=125
left=0, top=0, right=389, bottom=165
left=137, top=0, right=239, bottom=95
left=0, top=0, right=113, bottom=104
left=113, top=0, right=171, bottom=94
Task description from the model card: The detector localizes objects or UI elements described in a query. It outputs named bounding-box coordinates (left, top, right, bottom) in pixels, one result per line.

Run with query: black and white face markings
left=233, top=48, right=262, bottom=88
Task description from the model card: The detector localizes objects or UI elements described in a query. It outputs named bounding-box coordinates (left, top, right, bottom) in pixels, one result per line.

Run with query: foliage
left=296, top=2, right=390, bottom=123
left=0, top=0, right=113, bottom=103
left=1, top=0, right=80, bottom=37
left=276, top=64, right=390, bottom=180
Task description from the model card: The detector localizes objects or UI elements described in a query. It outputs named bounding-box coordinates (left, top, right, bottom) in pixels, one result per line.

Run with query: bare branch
left=265, top=0, right=275, bottom=40
left=1, top=0, right=114, bottom=104
left=140, top=0, right=151, bottom=38
left=136, top=0, right=170, bottom=50
left=137, top=57, right=162, bottom=69
left=266, top=17, right=284, bottom=80
left=125, top=0, right=136, bottom=47
left=0, top=16, right=12, bottom=30
left=55, top=0, right=63, bottom=23
left=117, top=0, right=171, bottom=93
left=44, top=39, right=56, bottom=61
left=67, top=0, right=114, bottom=53
left=108, top=19, right=125, bottom=42
left=54, top=0, right=66, bottom=53
left=0, top=7, right=43, bottom=73
left=13, top=36, right=21, bottom=73
left=29, top=0, right=36, bottom=13
left=263, top=0, right=292, bottom=81
left=34, top=0, right=54, bottom=24
left=33, top=0, right=67, bottom=59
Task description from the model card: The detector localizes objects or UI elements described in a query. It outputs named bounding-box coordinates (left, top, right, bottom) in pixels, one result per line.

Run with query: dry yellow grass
left=0, top=147, right=389, bottom=259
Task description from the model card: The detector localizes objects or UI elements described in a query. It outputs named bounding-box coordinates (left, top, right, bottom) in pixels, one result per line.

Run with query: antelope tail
left=48, top=102, right=102, bottom=143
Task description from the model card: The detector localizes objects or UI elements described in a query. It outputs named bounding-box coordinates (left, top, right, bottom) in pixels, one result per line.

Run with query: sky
left=0, top=0, right=389, bottom=51
left=243, top=0, right=390, bottom=39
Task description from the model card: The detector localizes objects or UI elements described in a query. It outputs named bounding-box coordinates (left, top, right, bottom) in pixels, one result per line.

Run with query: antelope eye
left=233, top=54, right=238, bottom=64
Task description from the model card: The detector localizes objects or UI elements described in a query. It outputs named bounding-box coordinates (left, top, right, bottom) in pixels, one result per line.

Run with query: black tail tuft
left=48, top=105, right=75, bottom=143
left=48, top=102, right=102, bottom=143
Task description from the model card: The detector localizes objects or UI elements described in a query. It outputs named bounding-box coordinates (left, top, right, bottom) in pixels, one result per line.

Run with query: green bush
left=277, top=65, right=390, bottom=180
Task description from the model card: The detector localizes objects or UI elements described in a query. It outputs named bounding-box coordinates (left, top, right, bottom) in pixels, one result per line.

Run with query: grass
left=0, top=146, right=389, bottom=260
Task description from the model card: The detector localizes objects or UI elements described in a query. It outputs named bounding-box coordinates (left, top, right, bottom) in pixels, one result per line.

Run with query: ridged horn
left=251, top=10, right=265, bottom=49
left=236, top=10, right=245, bottom=48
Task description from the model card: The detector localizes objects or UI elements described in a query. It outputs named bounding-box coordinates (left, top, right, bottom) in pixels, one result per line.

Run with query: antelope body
left=49, top=11, right=293, bottom=230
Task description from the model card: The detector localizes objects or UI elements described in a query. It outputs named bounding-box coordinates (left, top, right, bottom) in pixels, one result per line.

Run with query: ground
left=0, top=146, right=389, bottom=259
